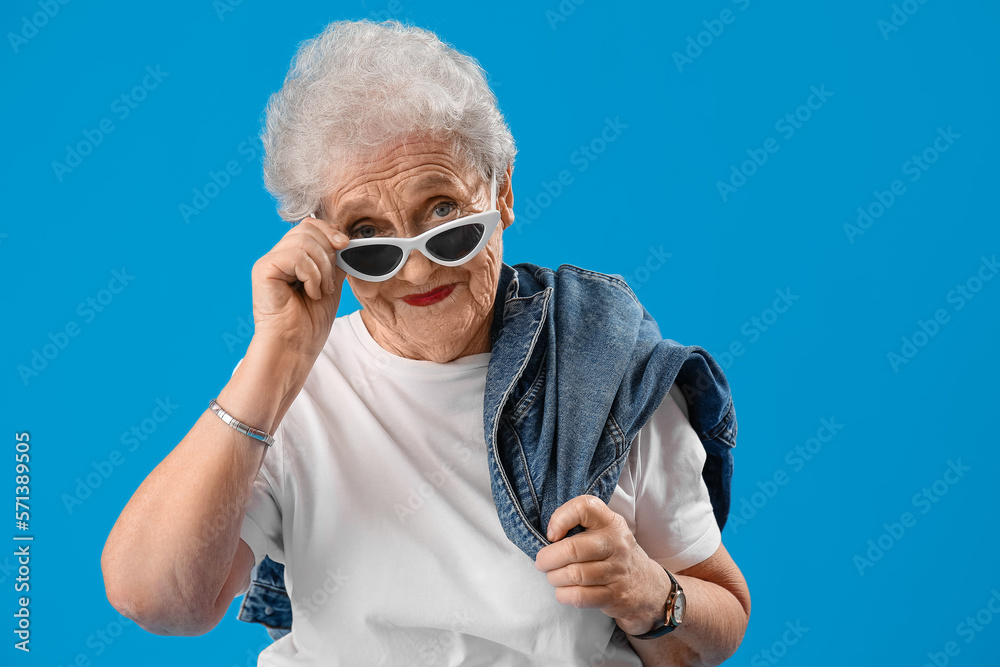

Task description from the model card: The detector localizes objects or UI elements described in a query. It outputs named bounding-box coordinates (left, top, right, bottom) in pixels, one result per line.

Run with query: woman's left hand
left=534, top=495, right=669, bottom=636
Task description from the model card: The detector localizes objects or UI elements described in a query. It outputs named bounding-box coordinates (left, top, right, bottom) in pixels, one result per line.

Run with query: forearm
left=101, top=337, right=309, bottom=632
left=626, top=565, right=749, bottom=667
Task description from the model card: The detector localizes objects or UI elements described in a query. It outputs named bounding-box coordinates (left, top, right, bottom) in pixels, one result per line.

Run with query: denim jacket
left=238, top=262, right=737, bottom=637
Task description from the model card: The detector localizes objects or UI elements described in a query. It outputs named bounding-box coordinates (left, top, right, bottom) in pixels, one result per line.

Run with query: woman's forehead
left=326, top=152, right=479, bottom=216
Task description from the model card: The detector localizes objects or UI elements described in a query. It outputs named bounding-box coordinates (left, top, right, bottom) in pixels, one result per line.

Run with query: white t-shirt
left=238, top=309, right=721, bottom=666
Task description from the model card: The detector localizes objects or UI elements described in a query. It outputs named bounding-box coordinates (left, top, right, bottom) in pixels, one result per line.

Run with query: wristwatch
left=628, top=567, right=686, bottom=640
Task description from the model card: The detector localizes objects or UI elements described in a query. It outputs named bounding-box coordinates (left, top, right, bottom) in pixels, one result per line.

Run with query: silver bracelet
left=209, top=399, right=275, bottom=447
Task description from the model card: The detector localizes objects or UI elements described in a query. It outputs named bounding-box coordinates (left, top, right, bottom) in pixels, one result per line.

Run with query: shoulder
left=633, top=383, right=704, bottom=474
left=278, top=310, right=367, bottom=442
left=508, top=262, right=639, bottom=304
left=613, top=381, right=722, bottom=571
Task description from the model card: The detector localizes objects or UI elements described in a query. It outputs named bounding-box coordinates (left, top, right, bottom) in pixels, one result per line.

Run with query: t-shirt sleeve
left=239, top=424, right=285, bottom=571
left=612, top=383, right=722, bottom=573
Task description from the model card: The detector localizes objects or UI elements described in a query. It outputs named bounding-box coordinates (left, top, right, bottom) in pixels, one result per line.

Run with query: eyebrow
left=333, top=174, right=466, bottom=223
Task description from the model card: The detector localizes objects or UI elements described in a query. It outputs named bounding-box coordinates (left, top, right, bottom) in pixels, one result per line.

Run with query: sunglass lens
left=341, top=245, right=404, bottom=277
left=425, top=223, right=485, bottom=261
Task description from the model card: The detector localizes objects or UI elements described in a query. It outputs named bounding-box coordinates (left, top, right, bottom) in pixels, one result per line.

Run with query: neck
left=360, top=308, right=493, bottom=363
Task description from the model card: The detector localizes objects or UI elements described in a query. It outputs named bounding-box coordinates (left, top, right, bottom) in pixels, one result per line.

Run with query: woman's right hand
left=249, top=214, right=351, bottom=359
left=102, top=215, right=351, bottom=634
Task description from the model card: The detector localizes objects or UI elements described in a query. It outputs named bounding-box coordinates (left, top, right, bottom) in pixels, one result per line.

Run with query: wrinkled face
left=320, top=136, right=514, bottom=363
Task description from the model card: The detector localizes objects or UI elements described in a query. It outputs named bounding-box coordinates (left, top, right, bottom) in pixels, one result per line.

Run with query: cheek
left=467, top=235, right=503, bottom=304
left=348, top=278, right=384, bottom=308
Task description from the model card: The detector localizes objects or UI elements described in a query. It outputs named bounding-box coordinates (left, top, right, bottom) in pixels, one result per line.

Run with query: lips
left=401, top=284, right=455, bottom=306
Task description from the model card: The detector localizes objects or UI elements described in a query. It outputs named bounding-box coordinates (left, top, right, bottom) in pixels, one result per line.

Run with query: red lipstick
left=401, top=284, right=455, bottom=307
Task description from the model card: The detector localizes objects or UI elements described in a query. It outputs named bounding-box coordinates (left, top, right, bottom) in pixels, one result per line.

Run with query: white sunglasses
left=321, top=174, right=501, bottom=283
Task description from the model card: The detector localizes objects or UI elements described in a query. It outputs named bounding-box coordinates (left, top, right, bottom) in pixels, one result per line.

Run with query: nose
left=394, top=247, right=437, bottom=286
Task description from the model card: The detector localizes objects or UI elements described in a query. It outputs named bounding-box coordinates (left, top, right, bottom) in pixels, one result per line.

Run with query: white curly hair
left=262, top=19, right=517, bottom=222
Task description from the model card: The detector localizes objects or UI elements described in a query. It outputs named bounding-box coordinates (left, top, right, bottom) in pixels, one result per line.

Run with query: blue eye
left=353, top=225, right=377, bottom=239
left=433, top=202, right=456, bottom=217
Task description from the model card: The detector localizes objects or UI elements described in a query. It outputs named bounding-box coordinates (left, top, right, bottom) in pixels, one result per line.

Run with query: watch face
left=672, top=590, right=686, bottom=624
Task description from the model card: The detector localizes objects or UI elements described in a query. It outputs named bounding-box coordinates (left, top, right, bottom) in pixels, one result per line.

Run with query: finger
left=293, top=217, right=348, bottom=254
left=292, top=252, right=324, bottom=300
left=291, top=218, right=336, bottom=250
left=545, top=495, right=613, bottom=542
left=298, top=215, right=350, bottom=251
left=534, top=531, right=614, bottom=572
left=263, top=247, right=325, bottom=300
left=275, top=233, right=339, bottom=296
left=290, top=233, right=338, bottom=294
left=552, top=584, right=614, bottom=610
left=544, top=559, right=617, bottom=588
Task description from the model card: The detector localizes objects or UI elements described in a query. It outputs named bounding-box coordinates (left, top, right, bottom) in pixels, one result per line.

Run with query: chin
left=401, top=306, right=476, bottom=340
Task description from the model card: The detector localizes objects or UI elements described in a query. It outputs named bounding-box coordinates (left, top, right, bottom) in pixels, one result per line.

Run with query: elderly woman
left=102, top=19, right=749, bottom=666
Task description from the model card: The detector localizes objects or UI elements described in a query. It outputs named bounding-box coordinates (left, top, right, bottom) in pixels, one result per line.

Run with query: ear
left=498, top=164, right=514, bottom=230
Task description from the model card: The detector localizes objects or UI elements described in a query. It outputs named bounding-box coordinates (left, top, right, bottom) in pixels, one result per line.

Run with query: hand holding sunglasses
left=324, top=173, right=501, bottom=282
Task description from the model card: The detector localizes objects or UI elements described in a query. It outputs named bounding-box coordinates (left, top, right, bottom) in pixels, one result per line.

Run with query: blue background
left=3, top=0, right=999, bottom=665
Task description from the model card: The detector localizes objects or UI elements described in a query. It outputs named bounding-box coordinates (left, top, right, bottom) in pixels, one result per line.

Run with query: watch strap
left=628, top=567, right=682, bottom=640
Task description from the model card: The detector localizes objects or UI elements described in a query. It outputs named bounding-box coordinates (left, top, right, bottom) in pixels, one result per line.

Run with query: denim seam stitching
left=505, top=416, right=541, bottom=519
left=540, top=263, right=642, bottom=309
left=246, top=581, right=289, bottom=595
left=582, top=415, right=630, bottom=498
left=237, top=594, right=291, bottom=626
left=605, top=412, right=627, bottom=458
left=584, top=444, right=631, bottom=498
left=487, top=291, right=553, bottom=548
left=702, top=398, right=737, bottom=447
left=511, top=362, right=547, bottom=423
